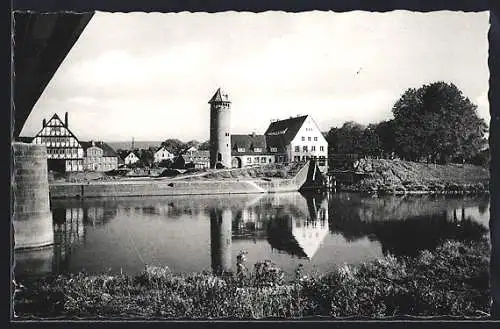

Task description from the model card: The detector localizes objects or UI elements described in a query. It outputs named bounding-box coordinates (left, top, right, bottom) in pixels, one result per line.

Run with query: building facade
left=32, top=112, right=84, bottom=172
left=124, top=152, right=140, bottom=165
left=230, top=134, right=276, bottom=168
left=209, top=88, right=232, bottom=169
left=81, top=141, right=119, bottom=172
left=264, top=115, right=328, bottom=173
left=183, top=148, right=210, bottom=169
left=154, top=146, right=174, bottom=164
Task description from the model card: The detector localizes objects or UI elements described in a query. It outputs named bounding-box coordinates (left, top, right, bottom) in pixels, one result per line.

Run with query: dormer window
left=237, top=147, right=245, bottom=152
left=253, top=148, right=262, bottom=152
left=270, top=147, right=277, bottom=152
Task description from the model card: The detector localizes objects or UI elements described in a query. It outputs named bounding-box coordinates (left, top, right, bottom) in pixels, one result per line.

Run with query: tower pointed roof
left=209, top=88, right=231, bottom=104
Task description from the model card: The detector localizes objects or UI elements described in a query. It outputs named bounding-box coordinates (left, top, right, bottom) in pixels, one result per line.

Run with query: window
left=314, top=137, right=318, bottom=141
left=247, top=157, right=252, bottom=164
left=294, top=156, right=301, bottom=161
left=260, top=157, right=266, bottom=162
left=254, top=157, right=259, bottom=163
left=238, top=148, right=245, bottom=152
left=270, top=147, right=277, bottom=152
left=308, top=137, right=311, bottom=141
left=301, top=136, right=305, bottom=141
left=254, top=148, right=262, bottom=152
left=311, top=146, right=316, bottom=151
left=320, top=146, right=324, bottom=151
left=295, top=146, right=300, bottom=152
left=303, top=146, right=308, bottom=152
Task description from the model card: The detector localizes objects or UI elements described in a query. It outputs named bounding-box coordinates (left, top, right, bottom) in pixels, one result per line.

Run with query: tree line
left=326, top=82, right=489, bottom=165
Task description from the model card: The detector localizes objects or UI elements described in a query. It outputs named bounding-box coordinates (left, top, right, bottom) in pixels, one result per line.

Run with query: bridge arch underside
left=13, top=12, right=93, bottom=138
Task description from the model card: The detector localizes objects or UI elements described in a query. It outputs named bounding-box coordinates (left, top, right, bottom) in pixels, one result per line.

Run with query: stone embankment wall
left=49, top=160, right=325, bottom=199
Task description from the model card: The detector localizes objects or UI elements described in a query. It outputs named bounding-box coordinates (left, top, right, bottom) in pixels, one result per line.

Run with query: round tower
left=209, top=88, right=232, bottom=169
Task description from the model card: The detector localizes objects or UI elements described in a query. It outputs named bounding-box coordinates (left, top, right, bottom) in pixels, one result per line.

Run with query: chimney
left=251, top=131, right=256, bottom=137
left=65, top=112, right=68, bottom=127
left=42, top=119, right=46, bottom=127
left=92, top=140, right=95, bottom=147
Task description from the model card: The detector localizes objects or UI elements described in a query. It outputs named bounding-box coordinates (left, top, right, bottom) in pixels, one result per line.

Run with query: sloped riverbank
left=13, top=238, right=490, bottom=319
left=339, top=159, right=489, bottom=195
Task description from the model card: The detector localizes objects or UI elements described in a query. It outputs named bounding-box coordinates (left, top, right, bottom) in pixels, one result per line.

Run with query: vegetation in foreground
left=14, top=239, right=490, bottom=319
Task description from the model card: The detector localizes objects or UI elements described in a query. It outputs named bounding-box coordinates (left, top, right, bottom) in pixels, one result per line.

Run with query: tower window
left=301, top=136, right=305, bottom=141
left=303, top=146, right=308, bottom=152
left=320, top=146, right=324, bottom=151
left=308, top=137, right=311, bottom=141
left=311, top=146, right=316, bottom=151
left=314, top=137, right=318, bottom=141
left=295, top=146, right=300, bottom=152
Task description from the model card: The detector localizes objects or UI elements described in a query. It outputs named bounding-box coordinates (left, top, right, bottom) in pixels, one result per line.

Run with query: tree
left=359, top=124, right=383, bottom=157
left=374, top=120, right=396, bottom=158
left=138, top=148, right=155, bottom=168
left=161, top=139, right=186, bottom=155
left=392, top=82, right=488, bottom=163
left=198, top=140, right=210, bottom=151
left=326, top=121, right=365, bottom=154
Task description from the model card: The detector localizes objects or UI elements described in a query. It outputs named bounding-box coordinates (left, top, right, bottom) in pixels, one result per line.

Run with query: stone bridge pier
left=12, top=142, right=54, bottom=250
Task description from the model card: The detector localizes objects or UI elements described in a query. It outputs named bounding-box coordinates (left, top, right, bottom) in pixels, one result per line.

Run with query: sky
left=19, top=10, right=490, bottom=142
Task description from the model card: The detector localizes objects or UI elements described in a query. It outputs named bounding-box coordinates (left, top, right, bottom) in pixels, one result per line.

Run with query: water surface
left=14, top=192, right=490, bottom=279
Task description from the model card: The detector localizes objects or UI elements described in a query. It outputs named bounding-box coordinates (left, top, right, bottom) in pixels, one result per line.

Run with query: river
left=14, top=192, right=490, bottom=280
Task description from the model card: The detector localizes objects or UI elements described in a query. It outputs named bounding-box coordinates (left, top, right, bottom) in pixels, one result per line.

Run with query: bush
left=14, top=239, right=490, bottom=319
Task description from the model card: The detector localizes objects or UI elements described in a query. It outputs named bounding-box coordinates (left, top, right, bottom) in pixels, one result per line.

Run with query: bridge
left=13, top=12, right=94, bottom=138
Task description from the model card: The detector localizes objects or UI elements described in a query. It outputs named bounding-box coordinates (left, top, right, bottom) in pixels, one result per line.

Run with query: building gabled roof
left=80, top=141, right=119, bottom=158
left=208, top=88, right=230, bottom=104
left=264, top=115, right=307, bottom=145
left=34, top=112, right=82, bottom=145
left=231, top=134, right=269, bottom=155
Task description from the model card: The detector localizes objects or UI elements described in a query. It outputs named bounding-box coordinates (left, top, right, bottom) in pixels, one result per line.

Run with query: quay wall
left=48, top=160, right=325, bottom=199
left=49, top=178, right=301, bottom=199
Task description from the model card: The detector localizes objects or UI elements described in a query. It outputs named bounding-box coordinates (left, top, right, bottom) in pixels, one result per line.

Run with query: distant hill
left=107, top=141, right=163, bottom=151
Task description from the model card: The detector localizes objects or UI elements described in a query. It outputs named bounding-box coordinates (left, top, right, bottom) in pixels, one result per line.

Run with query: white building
left=81, top=141, right=119, bottom=172
left=265, top=115, right=328, bottom=173
left=154, top=146, right=174, bottom=164
left=32, top=112, right=84, bottom=172
left=230, top=115, right=328, bottom=172
left=124, top=152, right=140, bottom=165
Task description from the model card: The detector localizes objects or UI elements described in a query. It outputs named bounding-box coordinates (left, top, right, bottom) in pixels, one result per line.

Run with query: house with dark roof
left=230, top=133, right=276, bottom=168
left=229, top=114, right=328, bottom=172
left=80, top=140, right=120, bottom=172
left=32, top=112, right=85, bottom=172
left=265, top=114, right=328, bottom=172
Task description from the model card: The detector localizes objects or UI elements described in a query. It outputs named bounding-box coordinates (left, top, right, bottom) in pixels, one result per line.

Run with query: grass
left=13, top=238, right=491, bottom=319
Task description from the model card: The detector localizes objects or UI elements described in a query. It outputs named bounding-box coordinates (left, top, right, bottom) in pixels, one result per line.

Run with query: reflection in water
left=328, top=193, right=489, bottom=257
left=210, top=208, right=232, bottom=274
left=266, top=193, right=329, bottom=259
left=14, top=192, right=490, bottom=279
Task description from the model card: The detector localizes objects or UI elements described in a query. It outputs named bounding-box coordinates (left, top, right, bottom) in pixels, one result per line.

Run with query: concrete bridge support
left=12, top=142, right=54, bottom=250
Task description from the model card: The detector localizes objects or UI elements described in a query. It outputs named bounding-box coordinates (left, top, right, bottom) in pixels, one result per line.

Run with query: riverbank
left=13, top=238, right=490, bottom=319
left=336, top=159, right=490, bottom=195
